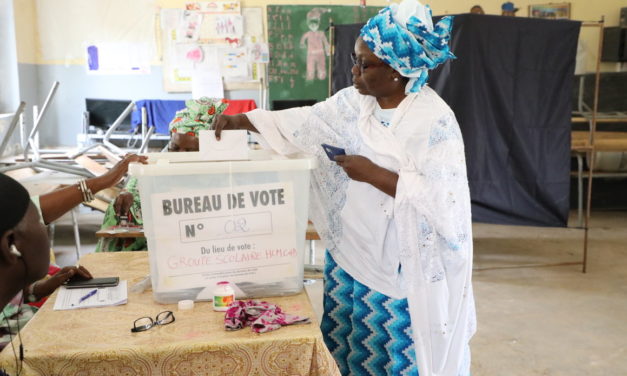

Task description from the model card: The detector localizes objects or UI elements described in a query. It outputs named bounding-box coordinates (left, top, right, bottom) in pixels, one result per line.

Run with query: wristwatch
left=26, top=281, right=39, bottom=303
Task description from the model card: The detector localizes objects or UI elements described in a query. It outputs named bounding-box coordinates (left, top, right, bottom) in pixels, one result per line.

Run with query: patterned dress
left=322, top=253, right=418, bottom=375
left=95, top=177, right=146, bottom=252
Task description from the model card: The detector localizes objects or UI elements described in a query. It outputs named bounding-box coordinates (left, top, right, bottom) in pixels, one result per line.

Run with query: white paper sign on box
left=199, top=129, right=249, bottom=161
left=149, top=182, right=298, bottom=293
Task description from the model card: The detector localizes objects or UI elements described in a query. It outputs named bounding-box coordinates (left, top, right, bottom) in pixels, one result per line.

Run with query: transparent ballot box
left=129, top=150, right=317, bottom=303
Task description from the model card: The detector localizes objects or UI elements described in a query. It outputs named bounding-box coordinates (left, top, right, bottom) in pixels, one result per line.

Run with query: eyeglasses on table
left=131, top=311, right=175, bottom=333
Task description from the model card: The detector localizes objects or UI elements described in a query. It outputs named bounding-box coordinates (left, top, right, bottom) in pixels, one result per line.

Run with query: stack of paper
left=53, top=281, right=128, bottom=310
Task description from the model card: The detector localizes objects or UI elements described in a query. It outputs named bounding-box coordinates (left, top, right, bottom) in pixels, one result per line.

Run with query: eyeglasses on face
left=350, top=53, right=386, bottom=73
left=131, top=311, right=175, bottom=333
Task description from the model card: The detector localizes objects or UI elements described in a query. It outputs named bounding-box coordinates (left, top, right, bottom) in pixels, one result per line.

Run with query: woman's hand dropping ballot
left=213, top=114, right=258, bottom=140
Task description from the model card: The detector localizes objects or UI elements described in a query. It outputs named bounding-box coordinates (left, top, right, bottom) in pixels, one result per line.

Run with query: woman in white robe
left=214, top=1, right=476, bottom=375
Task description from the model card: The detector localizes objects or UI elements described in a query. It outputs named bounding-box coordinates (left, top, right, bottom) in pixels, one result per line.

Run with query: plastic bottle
left=213, top=281, right=235, bottom=311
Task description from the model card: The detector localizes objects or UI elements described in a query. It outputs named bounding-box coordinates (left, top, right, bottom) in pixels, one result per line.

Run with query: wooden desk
left=571, top=116, right=627, bottom=124
left=572, top=131, right=627, bottom=152
left=95, top=227, right=145, bottom=239
left=0, top=252, right=339, bottom=376
left=97, top=224, right=322, bottom=241
left=570, top=130, right=627, bottom=226
left=305, top=222, right=321, bottom=241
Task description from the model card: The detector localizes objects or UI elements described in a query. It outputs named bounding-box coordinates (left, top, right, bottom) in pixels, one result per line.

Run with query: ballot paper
left=198, top=129, right=249, bottom=161
left=53, top=281, right=128, bottom=310
left=192, top=68, right=224, bottom=99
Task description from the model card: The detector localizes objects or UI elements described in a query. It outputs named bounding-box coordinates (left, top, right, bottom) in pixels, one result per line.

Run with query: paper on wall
left=221, top=47, right=249, bottom=78
left=248, top=41, right=269, bottom=63
left=172, top=43, right=208, bottom=79
left=179, top=11, right=203, bottom=42
left=242, top=8, right=263, bottom=37
left=200, top=14, right=244, bottom=41
left=216, top=15, right=243, bottom=37
left=86, top=43, right=151, bottom=75
left=191, top=45, right=223, bottom=98
left=186, top=45, right=204, bottom=63
left=186, top=1, right=241, bottom=13
left=192, top=68, right=224, bottom=99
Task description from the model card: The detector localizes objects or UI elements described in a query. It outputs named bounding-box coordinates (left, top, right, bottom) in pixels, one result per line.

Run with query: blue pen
left=78, top=289, right=98, bottom=304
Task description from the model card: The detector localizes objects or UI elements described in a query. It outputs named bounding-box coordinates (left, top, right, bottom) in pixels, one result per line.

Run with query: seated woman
left=0, top=174, right=52, bottom=355
left=0, top=154, right=145, bottom=350
left=96, top=98, right=228, bottom=252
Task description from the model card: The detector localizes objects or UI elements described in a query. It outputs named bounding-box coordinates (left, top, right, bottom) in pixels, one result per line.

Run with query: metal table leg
left=576, top=153, right=584, bottom=227
left=71, top=207, right=82, bottom=263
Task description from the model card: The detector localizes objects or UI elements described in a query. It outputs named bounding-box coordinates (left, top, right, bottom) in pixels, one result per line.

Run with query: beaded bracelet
left=78, top=179, right=94, bottom=202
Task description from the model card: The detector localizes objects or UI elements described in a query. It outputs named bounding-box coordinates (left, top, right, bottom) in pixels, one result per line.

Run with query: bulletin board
left=160, top=1, right=267, bottom=93
left=267, top=5, right=380, bottom=108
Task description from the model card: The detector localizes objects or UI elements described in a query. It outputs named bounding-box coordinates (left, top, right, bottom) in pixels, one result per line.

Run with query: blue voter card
left=321, top=143, right=346, bottom=161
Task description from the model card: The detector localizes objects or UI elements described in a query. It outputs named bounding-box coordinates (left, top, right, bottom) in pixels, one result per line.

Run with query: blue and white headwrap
left=360, top=0, right=455, bottom=93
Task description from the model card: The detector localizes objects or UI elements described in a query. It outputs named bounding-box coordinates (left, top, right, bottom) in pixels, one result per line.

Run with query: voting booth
left=129, top=150, right=317, bottom=303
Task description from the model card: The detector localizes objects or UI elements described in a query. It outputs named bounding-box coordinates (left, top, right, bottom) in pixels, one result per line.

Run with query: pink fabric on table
left=224, top=300, right=310, bottom=333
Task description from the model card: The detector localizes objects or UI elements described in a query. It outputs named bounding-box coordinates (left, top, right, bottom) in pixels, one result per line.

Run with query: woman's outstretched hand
left=98, top=154, right=148, bottom=189
left=38, top=154, right=148, bottom=225
left=213, top=114, right=257, bottom=140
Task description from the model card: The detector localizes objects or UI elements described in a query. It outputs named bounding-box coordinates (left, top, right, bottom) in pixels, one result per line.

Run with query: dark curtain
left=332, top=15, right=580, bottom=227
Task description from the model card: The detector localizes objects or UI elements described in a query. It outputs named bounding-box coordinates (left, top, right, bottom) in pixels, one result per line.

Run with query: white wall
left=0, top=0, right=20, bottom=112
left=9, top=0, right=627, bottom=147
left=0, top=0, right=23, bottom=156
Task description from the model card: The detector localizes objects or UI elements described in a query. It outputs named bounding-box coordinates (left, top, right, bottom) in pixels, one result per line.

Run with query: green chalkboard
left=267, top=5, right=381, bottom=109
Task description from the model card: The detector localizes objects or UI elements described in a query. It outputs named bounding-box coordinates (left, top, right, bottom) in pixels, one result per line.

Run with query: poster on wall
left=186, top=1, right=241, bottom=13
left=85, top=43, right=151, bottom=75
left=221, top=47, right=249, bottom=78
left=179, top=11, right=203, bottom=41
left=199, top=14, right=244, bottom=41
left=191, top=47, right=224, bottom=98
left=184, top=0, right=242, bottom=45
left=161, top=2, right=266, bottom=92
left=167, top=44, right=250, bottom=84
left=148, top=182, right=298, bottom=292
left=248, top=37, right=270, bottom=63
left=528, top=3, right=571, bottom=19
